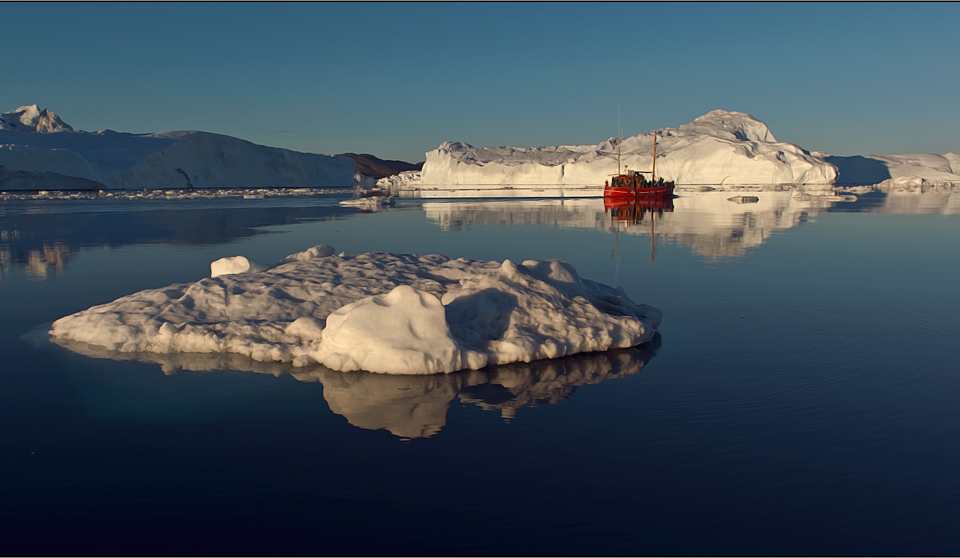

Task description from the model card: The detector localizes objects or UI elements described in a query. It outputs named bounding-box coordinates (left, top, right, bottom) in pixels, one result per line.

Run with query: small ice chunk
left=210, top=256, right=270, bottom=277
left=277, top=244, right=336, bottom=265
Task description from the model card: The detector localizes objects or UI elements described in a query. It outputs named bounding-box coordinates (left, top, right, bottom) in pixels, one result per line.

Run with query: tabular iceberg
left=384, top=110, right=838, bottom=190
left=0, top=105, right=356, bottom=191
left=49, top=245, right=661, bottom=375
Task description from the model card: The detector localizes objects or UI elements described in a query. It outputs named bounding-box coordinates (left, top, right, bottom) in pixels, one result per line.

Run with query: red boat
left=605, top=172, right=675, bottom=198
left=603, top=129, right=675, bottom=198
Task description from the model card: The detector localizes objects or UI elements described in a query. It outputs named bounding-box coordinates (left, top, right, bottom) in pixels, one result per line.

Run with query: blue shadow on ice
left=826, top=155, right=893, bottom=185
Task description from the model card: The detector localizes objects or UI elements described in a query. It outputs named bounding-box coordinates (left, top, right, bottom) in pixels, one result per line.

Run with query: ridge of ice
left=49, top=246, right=662, bottom=375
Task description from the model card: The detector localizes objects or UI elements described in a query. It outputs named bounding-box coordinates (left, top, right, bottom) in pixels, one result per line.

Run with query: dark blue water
left=2, top=191, right=959, bottom=555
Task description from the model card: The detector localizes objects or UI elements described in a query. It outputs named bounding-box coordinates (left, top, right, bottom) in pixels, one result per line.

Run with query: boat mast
left=617, top=99, right=622, bottom=176
left=651, top=130, right=658, bottom=180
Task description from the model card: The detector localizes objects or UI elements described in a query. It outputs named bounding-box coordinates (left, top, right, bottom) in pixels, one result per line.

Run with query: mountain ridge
left=0, top=105, right=356, bottom=191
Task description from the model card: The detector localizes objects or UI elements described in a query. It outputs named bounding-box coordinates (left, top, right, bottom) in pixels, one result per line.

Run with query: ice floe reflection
left=0, top=196, right=353, bottom=280
left=49, top=334, right=660, bottom=439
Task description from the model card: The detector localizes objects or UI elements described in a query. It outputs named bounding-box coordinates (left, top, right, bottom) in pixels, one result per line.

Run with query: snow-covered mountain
left=382, top=110, right=960, bottom=191
left=0, top=105, right=356, bottom=191
left=0, top=105, right=74, bottom=133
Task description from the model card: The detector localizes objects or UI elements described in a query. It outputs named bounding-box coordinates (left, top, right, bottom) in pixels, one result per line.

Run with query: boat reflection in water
left=604, top=196, right=675, bottom=221
left=45, top=333, right=661, bottom=440
left=606, top=196, right=675, bottom=262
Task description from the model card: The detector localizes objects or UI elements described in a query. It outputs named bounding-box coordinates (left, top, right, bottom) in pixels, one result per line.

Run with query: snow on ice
left=48, top=245, right=662, bottom=375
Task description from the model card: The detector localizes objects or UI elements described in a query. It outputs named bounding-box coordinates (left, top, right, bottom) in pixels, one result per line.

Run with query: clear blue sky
left=3, top=2, right=957, bottom=162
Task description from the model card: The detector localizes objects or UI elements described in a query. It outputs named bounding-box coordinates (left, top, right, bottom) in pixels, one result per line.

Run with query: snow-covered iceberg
left=49, top=245, right=661, bottom=375
left=383, top=110, right=838, bottom=190
left=0, top=105, right=356, bottom=191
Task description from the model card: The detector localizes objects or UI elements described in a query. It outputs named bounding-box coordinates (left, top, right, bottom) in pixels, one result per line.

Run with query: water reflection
left=46, top=333, right=660, bottom=439
left=423, top=191, right=854, bottom=259
left=419, top=186, right=960, bottom=258
left=3, top=185, right=957, bottom=280
left=837, top=183, right=960, bottom=215
left=0, top=234, right=72, bottom=280
left=0, top=198, right=352, bottom=280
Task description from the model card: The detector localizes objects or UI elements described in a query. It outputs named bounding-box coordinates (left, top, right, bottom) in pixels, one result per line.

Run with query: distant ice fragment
left=276, top=244, right=336, bottom=265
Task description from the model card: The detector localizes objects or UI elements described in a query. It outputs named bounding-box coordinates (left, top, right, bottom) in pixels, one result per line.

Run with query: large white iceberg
left=384, top=110, right=838, bottom=190
left=49, top=245, right=661, bottom=375
left=0, top=105, right=356, bottom=191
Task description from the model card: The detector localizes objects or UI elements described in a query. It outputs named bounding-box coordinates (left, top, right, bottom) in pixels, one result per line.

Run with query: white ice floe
left=49, top=246, right=661, bottom=375
left=338, top=195, right=394, bottom=210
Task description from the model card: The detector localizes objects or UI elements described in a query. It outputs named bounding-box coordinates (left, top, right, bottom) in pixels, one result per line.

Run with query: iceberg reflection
left=48, top=334, right=660, bottom=439
left=423, top=190, right=861, bottom=259
left=0, top=200, right=352, bottom=279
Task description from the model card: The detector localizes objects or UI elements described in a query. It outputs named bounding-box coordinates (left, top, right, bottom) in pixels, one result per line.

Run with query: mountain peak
left=1, top=105, right=74, bottom=133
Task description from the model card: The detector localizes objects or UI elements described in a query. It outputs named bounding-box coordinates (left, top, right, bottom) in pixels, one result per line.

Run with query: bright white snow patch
left=210, top=256, right=270, bottom=277
left=49, top=246, right=661, bottom=375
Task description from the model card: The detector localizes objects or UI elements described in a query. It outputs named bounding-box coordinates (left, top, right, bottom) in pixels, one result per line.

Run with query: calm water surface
left=2, top=190, right=959, bottom=555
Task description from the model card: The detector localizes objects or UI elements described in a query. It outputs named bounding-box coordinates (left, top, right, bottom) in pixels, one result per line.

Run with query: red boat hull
left=603, top=183, right=675, bottom=198
left=603, top=196, right=675, bottom=211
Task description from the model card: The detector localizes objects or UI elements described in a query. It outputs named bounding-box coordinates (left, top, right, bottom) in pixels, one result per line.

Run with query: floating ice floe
left=338, top=195, right=394, bottom=210
left=48, top=245, right=661, bottom=375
